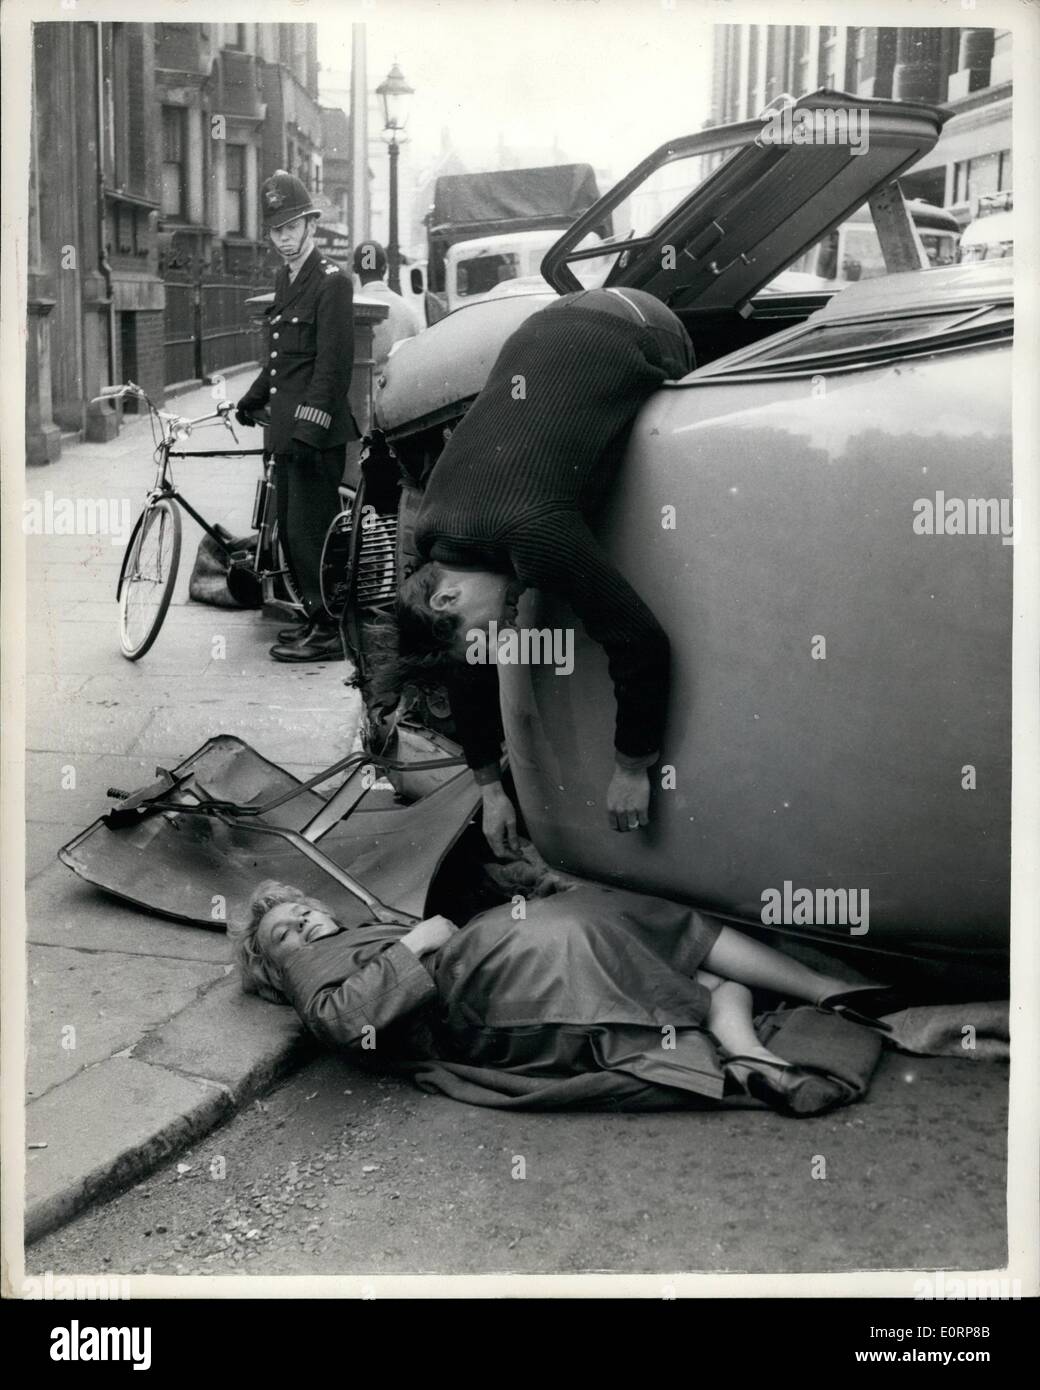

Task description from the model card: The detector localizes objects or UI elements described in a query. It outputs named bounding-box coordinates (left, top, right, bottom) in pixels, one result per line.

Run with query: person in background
left=353, top=240, right=423, bottom=366
left=236, top=170, right=358, bottom=663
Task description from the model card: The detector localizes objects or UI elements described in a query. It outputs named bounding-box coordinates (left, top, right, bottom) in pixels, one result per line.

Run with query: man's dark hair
left=364, top=562, right=463, bottom=709
left=353, top=240, right=388, bottom=281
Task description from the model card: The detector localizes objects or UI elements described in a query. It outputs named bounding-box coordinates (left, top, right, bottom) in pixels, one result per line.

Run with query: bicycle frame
left=103, top=382, right=299, bottom=607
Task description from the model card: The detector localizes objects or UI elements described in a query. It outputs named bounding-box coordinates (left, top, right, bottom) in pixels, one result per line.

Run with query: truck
left=420, top=163, right=608, bottom=319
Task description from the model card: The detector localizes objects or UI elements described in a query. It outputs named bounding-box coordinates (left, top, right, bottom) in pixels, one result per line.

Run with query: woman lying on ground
left=230, top=864, right=892, bottom=1118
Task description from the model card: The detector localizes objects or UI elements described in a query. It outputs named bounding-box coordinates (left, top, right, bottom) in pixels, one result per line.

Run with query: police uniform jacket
left=240, top=247, right=360, bottom=453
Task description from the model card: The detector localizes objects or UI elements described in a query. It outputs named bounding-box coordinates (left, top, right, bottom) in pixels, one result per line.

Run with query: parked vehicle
left=958, top=190, right=1014, bottom=263
left=334, top=91, right=1012, bottom=982
left=422, top=163, right=607, bottom=319
left=764, top=198, right=960, bottom=293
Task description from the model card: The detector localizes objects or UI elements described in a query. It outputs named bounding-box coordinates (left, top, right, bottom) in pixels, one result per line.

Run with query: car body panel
left=366, top=86, right=1012, bottom=965
left=499, top=341, right=1011, bottom=959
left=376, top=290, right=554, bottom=433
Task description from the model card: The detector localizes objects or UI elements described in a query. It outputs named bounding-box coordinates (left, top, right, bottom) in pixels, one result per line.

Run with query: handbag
left=754, top=1003, right=884, bottom=1102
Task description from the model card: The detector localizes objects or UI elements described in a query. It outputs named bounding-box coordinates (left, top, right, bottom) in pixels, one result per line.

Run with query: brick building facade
left=27, top=20, right=350, bottom=466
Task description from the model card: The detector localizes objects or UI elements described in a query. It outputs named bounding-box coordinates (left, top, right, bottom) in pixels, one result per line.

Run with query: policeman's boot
left=269, top=616, right=344, bottom=663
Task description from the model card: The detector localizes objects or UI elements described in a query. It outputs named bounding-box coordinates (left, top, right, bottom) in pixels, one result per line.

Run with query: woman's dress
left=278, top=884, right=726, bottom=1110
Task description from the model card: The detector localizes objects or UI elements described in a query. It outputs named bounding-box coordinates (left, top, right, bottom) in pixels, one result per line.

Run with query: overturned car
left=61, top=92, right=1011, bottom=995
left=335, top=90, right=1013, bottom=986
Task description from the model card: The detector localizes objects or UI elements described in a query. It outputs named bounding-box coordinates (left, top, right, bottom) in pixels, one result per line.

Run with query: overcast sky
left=318, top=0, right=715, bottom=185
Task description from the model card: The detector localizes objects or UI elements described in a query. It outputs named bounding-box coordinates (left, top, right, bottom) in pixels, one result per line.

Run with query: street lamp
left=376, top=62, right=414, bottom=294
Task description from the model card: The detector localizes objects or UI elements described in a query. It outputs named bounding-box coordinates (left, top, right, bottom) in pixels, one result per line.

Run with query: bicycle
left=95, top=382, right=303, bottom=660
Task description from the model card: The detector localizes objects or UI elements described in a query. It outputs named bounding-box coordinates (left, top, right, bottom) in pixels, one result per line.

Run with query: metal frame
left=99, top=747, right=468, bottom=926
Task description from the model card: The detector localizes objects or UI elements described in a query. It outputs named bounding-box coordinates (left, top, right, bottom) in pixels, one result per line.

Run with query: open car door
left=541, top=89, right=949, bottom=314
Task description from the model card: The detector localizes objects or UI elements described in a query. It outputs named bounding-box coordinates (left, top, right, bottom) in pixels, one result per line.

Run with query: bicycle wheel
left=319, top=495, right=355, bottom=621
left=118, top=498, right=181, bottom=659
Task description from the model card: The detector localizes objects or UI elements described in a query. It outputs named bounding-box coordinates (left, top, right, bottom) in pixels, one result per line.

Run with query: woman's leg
left=702, top=926, right=869, bottom=1005
left=699, top=977, right=850, bottom=1116
left=699, top=978, right=791, bottom=1087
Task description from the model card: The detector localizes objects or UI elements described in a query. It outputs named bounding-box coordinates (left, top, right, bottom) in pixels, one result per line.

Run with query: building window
left=227, top=24, right=247, bottom=50
left=116, top=202, right=134, bottom=255
left=848, top=27, right=878, bottom=93
left=225, top=144, right=246, bottom=234
left=791, top=28, right=813, bottom=96
left=746, top=26, right=760, bottom=118
left=161, top=105, right=187, bottom=217
left=819, top=27, right=840, bottom=88
left=764, top=27, right=785, bottom=103
left=954, top=151, right=1012, bottom=209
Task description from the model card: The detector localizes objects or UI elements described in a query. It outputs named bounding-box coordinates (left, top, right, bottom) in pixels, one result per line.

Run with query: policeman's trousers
left=274, top=445, right=345, bottom=623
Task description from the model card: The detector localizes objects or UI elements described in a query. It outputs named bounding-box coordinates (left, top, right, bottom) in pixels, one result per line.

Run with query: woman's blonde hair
left=229, top=880, right=337, bottom=1005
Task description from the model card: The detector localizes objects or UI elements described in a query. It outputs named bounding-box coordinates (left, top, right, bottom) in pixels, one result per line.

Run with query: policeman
left=236, top=170, right=358, bottom=662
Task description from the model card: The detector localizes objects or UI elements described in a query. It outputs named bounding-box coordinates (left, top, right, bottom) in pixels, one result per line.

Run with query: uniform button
left=270, top=387, right=278, bottom=395
left=269, top=369, right=277, bottom=377
left=272, top=333, right=279, bottom=340
left=292, top=316, right=299, bottom=323
left=270, top=351, right=278, bottom=359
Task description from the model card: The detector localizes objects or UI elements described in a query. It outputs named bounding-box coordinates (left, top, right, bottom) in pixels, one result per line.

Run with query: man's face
left=257, top=899, right=342, bottom=969
left=269, top=215, right=314, bottom=261
left=431, top=571, right=524, bottom=659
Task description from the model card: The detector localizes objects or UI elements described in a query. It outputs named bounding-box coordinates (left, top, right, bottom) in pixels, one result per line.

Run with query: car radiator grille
left=320, top=502, right=399, bottom=620
left=356, top=513, right=398, bottom=606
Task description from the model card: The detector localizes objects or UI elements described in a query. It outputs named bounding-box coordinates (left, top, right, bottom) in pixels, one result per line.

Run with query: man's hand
left=401, top=914, right=458, bottom=959
left=481, top=780, right=521, bottom=859
left=607, top=765, right=650, bottom=832
left=235, top=402, right=259, bottom=429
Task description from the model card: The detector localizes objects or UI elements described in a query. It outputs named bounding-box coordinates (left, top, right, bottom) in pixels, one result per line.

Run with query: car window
left=457, top=252, right=520, bottom=298
left=554, top=148, right=724, bottom=291
left=749, top=313, right=965, bottom=362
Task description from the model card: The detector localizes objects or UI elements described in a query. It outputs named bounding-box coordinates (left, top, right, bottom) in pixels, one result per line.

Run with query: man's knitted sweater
left=414, top=288, right=693, bottom=774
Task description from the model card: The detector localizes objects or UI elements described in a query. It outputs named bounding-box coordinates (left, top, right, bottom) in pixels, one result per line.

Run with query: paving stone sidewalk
left=21, top=371, right=359, bottom=1243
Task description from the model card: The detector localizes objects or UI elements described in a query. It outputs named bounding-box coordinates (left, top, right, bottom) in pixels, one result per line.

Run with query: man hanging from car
left=236, top=169, right=359, bottom=663
left=377, top=286, right=694, bottom=855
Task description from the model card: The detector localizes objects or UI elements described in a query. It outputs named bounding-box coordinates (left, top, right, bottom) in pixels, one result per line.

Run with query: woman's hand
left=401, top=914, right=458, bottom=959
left=606, top=765, right=650, bottom=832
left=481, top=781, right=521, bottom=859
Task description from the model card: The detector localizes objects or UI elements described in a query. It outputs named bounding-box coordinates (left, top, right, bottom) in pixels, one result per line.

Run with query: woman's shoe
left=720, top=1053, right=852, bottom=1118
left=817, top=985, right=904, bottom=1034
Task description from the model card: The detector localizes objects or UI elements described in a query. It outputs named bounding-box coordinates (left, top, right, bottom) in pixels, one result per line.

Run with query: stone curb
left=25, top=985, right=312, bottom=1246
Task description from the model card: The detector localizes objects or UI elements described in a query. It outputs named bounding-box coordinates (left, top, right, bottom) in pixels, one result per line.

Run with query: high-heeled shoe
left=816, top=985, right=904, bottom=1034
left=720, top=1053, right=853, bottom=1118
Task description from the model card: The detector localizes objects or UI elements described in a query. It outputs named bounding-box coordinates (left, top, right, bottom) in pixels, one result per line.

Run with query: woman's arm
left=277, top=920, right=455, bottom=1051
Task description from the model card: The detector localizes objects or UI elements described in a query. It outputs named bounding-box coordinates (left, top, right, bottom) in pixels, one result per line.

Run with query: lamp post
left=376, top=62, right=414, bottom=294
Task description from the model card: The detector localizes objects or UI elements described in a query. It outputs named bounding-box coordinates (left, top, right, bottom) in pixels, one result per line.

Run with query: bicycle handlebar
left=91, top=381, right=270, bottom=446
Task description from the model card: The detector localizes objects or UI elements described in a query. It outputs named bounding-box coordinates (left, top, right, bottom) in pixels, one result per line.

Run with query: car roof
left=960, top=211, right=1014, bottom=245
left=808, top=259, right=1013, bottom=323
left=449, top=229, right=562, bottom=256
